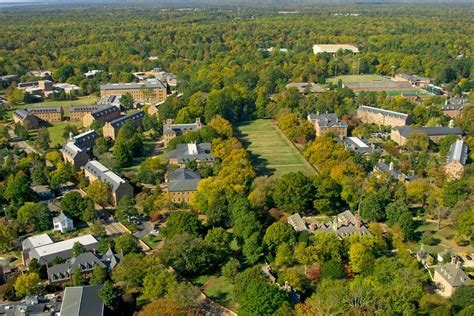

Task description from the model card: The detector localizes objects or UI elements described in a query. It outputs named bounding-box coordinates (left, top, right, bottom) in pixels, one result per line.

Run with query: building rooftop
left=27, top=106, right=62, bottom=114
left=285, top=82, right=327, bottom=93
left=342, top=137, right=375, bottom=155
left=53, top=212, right=71, bottom=224
left=84, top=160, right=128, bottom=192
left=168, top=168, right=201, bottom=192
left=394, top=125, right=463, bottom=138
left=313, top=44, right=359, bottom=54
left=163, top=121, right=201, bottom=136
left=62, top=142, right=83, bottom=160
left=308, top=113, right=348, bottom=128
left=90, top=105, right=120, bottom=119
left=168, top=168, right=202, bottom=181
left=108, top=111, right=145, bottom=129
left=441, top=97, right=469, bottom=110
left=61, top=285, right=104, bottom=316
left=358, top=105, right=410, bottom=120
left=287, top=213, right=308, bottom=232
left=70, top=105, right=101, bottom=112
left=48, top=252, right=105, bottom=282
left=168, top=143, right=214, bottom=164
left=396, top=73, right=430, bottom=82
left=314, top=210, right=372, bottom=239
left=22, top=234, right=53, bottom=250
left=434, top=262, right=470, bottom=287
left=100, top=80, right=166, bottom=91
left=447, top=139, right=468, bottom=165
left=28, top=235, right=97, bottom=264
left=13, top=109, right=33, bottom=121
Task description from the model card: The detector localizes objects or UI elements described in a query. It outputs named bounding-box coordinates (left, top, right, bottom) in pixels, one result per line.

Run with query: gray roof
left=434, top=263, right=470, bottom=287
left=100, top=81, right=166, bottom=90
left=48, top=252, right=105, bottom=282
left=73, top=130, right=98, bottom=149
left=447, top=139, right=468, bottom=165
left=62, top=142, right=83, bottom=160
left=309, top=113, right=348, bottom=128
left=21, top=234, right=53, bottom=250
left=84, top=161, right=129, bottom=192
left=70, top=105, right=101, bottom=112
left=108, top=111, right=145, bottom=128
left=53, top=212, right=71, bottom=224
left=342, top=137, right=375, bottom=155
left=27, top=106, right=62, bottom=114
left=167, top=168, right=201, bottom=192
left=397, top=73, right=430, bottom=82
left=61, top=285, right=104, bottom=316
left=315, top=210, right=372, bottom=239
left=91, top=105, right=120, bottom=119
left=168, top=143, right=214, bottom=164
left=163, top=122, right=200, bottom=136
left=441, top=97, right=468, bottom=110
left=358, top=105, right=410, bottom=120
left=287, top=213, right=308, bottom=232
left=168, top=168, right=201, bottom=181
left=394, top=125, right=463, bottom=138
left=13, top=109, right=32, bottom=120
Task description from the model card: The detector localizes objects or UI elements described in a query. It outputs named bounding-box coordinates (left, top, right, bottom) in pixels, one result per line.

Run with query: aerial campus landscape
left=0, top=0, right=473, bottom=315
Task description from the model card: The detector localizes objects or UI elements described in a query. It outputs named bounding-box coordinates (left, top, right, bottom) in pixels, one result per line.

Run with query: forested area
left=1, top=4, right=474, bottom=316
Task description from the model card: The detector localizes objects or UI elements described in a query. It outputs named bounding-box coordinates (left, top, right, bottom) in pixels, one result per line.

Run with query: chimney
left=449, top=119, right=454, bottom=128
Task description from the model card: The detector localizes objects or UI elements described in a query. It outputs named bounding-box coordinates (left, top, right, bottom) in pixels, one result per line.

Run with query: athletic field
left=236, top=119, right=315, bottom=177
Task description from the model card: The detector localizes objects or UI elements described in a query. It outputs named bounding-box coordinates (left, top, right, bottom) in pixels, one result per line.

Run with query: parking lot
left=103, top=221, right=130, bottom=236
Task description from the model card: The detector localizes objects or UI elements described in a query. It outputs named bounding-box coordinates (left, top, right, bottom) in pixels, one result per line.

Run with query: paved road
left=8, top=129, right=38, bottom=154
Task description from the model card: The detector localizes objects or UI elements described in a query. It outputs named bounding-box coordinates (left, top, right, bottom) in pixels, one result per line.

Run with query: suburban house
left=312, top=44, right=359, bottom=54
left=12, top=109, right=39, bottom=130
left=391, top=125, right=463, bottom=146
left=69, top=105, right=101, bottom=121
left=22, top=234, right=98, bottom=265
left=288, top=210, right=372, bottom=240
left=48, top=249, right=121, bottom=285
left=32, top=185, right=54, bottom=201
left=392, top=73, right=431, bottom=87
left=100, top=80, right=167, bottom=104
left=84, top=160, right=134, bottom=206
left=441, top=97, right=469, bottom=119
left=163, top=118, right=203, bottom=146
left=307, top=112, right=348, bottom=137
left=53, top=212, right=74, bottom=233
left=60, top=285, right=104, bottom=316
left=166, top=168, right=201, bottom=203
left=373, top=161, right=412, bottom=182
left=102, top=110, right=145, bottom=140
left=433, top=259, right=471, bottom=297
left=22, top=234, right=54, bottom=252
left=167, top=143, right=214, bottom=166
left=27, top=106, right=64, bottom=122
left=340, top=137, right=377, bottom=155
left=445, top=139, right=468, bottom=180
left=62, top=130, right=98, bottom=168
left=82, top=105, right=121, bottom=128
left=356, top=105, right=412, bottom=127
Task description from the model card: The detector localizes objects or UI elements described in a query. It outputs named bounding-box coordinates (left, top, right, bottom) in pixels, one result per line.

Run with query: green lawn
left=47, top=121, right=83, bottom=146
left=236, top=119, right=314, bottom=177
left=192, top=275, right=236, bottom=310
left=141, top=235, right=161, bottom=249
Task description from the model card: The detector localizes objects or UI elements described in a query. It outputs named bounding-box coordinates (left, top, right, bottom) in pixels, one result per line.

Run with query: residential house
left=48, top=252, right=105, bottom=284
left=391, top=125, right=463, bottom=146
left=69, top=105, right=101, bottom=121
left=167, top=143, right=214, bottom=166
left=22, top=234, right=98, bottom=265
left=416, top=247, right=434, bottom=266
left=357, top=105, right=412, bottom=127
left=341, top=137, right=377, bottom=155
left=307, top=112, right=348, bottom=137
left=311, top=210, right=372, bottom=239
left=84, top=160, right=133, bottom=206
left=441, top=97, right=469, bottom=119
left=373, top=161, right=412, bottom=182
left=82, top=105, right=121, bottom=128
left=433, top=259, right=471, bottom=297
left=21, top=234, right=54, bottom=251
left=53, top=212, right=74, bottom=233
left=445, top=139, right=468, bottom=180
left=27, top=70, right=52, bottom=78
left=100, top=80, right=167, bottom=104
left=12, top=109, right=39, bottom=130
left=313, top=44, right=359, bottom=55
left=163, top=118, right=203, bottom=146
left=60, top=285, right=104, bottom=316
left=287, top=213, right=308, bottom=232
left=102, top=111, right=145, bottom=140
left=32, top=185, right=54, bottom=201
left=166, top=168, right=201, bottom=203
left=84, top=70, right=102, bottom=79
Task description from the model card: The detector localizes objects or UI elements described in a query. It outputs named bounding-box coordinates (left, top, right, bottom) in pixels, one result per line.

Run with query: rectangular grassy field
left=236, top=119, right=315, bottom=177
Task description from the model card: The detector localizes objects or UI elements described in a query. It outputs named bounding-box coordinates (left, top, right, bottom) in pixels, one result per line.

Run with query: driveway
left=134, top=221, right=153, bottom=239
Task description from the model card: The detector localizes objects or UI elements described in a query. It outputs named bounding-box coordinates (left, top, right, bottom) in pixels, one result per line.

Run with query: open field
left=47, top=121, right=83, bottom=146
left=328, top=74, right=391, bottom=83
left=236, top=119, right=314, bottom=177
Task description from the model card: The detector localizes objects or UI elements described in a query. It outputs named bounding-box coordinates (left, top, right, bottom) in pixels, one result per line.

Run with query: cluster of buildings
left=17, top=80, right=81, bottom=98
left=13, top=106, right=63, bottom=129
left=287, top=210, right=372, bottom=239
left=100, top=79, right=167, bottom=104
left=307, top=112, right=348, bottom=137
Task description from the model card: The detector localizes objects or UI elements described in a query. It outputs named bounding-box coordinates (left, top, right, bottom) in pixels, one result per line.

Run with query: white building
left=53, top=212, right=74, bottom=233
left=313, top=44, right=359, bottom=55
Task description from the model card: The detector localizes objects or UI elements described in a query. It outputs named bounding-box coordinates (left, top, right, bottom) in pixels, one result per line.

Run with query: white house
left=53, top=212, right=74, bottom=233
